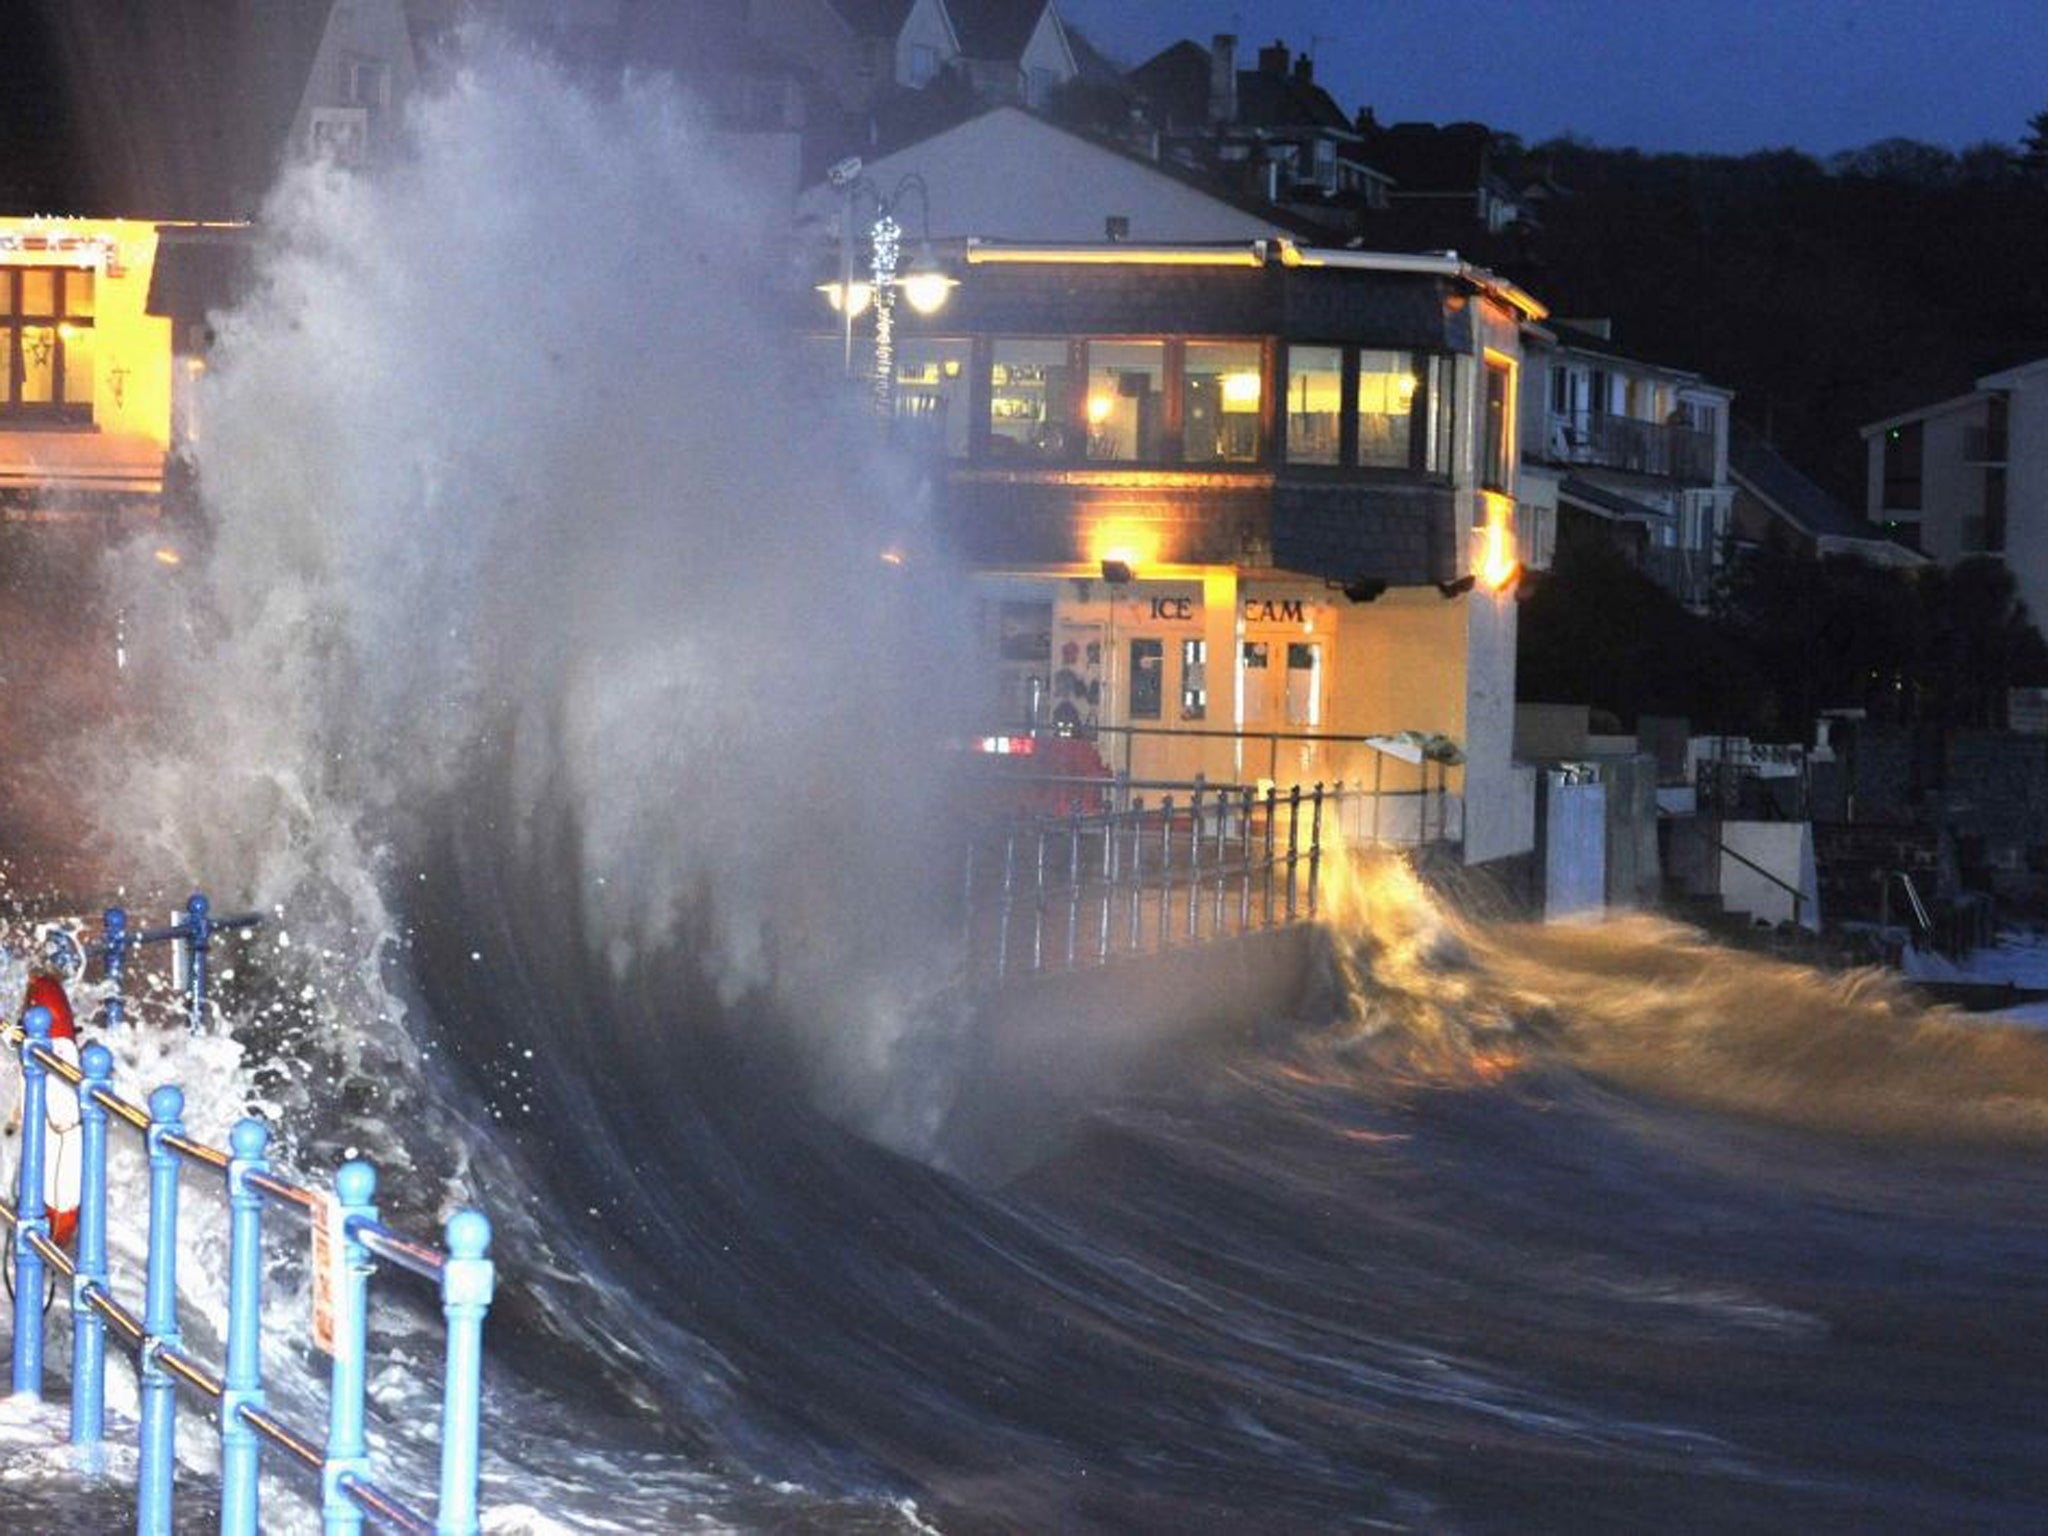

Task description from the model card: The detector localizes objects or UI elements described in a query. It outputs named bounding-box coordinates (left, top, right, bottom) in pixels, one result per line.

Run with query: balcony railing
left=1544, top=411, right=1716, bottom=484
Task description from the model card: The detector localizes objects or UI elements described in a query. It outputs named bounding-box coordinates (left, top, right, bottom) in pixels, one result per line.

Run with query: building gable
left=796, top=106, right=1287, bottom=244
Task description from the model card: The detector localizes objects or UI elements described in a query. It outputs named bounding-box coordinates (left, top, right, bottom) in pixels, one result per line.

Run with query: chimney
left=1208, top=34, right=1237, bottom=124
left=1257, top=40, right=1289, bottom=76
left=1293, top=54, right=1313, bottom=85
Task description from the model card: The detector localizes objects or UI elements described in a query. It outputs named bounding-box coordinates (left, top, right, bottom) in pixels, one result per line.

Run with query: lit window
left=1285, top=642, right=1321, bottom=727
left=1482, top=357, right=1513, bottom=493
left=1128, top=638, right=1164, bottom=720
left=1084, top=341, right=1165, bottom=462
left=1184, top=341, right=1263, bottom=464
left=1423, top=355, right=1455, bottom=475
left=907, top=43, right=940, bottom=87
left=1284, top=345, right=1342, bottom=465
left=1357, top=349, right=1418, bottom=467
left=1180, top=638, right=1208, bottom=720
left=988, top=339, right=1075, bottom=460
left=892, top=338, right=970, bottom=457
left=2, top=267, right=94, bottom=425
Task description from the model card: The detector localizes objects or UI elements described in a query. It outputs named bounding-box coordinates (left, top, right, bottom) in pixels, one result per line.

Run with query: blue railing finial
left=335, top=1158, right=377, bottom=1208
left=148, top=1082, right=185, bottom=1127
left=229, top=1118, right=268, bottom=1161
left=446, top=1209, right=490, bottom=1261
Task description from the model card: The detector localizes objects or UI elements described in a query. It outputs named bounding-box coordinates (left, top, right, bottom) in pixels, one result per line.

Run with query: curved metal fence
left=2, top=894, right=500, bottom=1535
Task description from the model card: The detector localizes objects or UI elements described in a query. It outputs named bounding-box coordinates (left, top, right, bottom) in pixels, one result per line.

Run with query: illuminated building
left=817, top=235, right=1544, bottom=866
left=0, top=217, right=182, bottom=510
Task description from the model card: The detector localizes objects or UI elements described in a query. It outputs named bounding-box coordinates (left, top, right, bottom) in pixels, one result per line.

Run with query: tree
left=1914, top=556, right=2048, bottom=727
left=2023, top=109, right=2048, bottom=177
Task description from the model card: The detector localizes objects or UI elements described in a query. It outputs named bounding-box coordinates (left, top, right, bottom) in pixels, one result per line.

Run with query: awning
left=146, top=229, right=256, bottom=324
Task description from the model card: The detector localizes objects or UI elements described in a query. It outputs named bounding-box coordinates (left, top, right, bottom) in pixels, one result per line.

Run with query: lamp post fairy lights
left=819, top=159, right=956, bottom=418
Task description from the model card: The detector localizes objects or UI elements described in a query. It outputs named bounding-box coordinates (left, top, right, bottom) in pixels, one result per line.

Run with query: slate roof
left=1728, top=422, right=1888, bottom=543
left=1234, top=58, right=1349, bottom=133
left=1127, top=41, right=1212, bottom=130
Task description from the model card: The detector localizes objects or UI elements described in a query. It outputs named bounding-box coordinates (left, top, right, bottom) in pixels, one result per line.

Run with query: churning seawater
left=3, top=33, right=2047, bottom=1535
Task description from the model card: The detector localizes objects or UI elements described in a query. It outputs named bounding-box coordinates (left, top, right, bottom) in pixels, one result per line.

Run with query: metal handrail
left=967, top=781, right=1408, bottom=987
left=1880, top=869, right=1933, bottom=938
left=5, top=988, right=500, bottom=1535
left=1709, top=834, right=1807, bottom=927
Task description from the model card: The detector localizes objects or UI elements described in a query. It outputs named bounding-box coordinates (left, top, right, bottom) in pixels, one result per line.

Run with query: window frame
left=1, top=265, right=95, bottom=427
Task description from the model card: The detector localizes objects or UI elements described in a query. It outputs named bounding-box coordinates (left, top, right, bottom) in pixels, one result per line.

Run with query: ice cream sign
left=1241, top=590, right=1328, bottom=627
left=1113, top=583, right=1203, bottom=626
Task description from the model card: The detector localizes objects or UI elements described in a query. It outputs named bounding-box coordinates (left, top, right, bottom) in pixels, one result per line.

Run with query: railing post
left=436, top=1210, right=495, bottom=1536
left=1308, top=783, right=1325, bottom=919
left=140, top=1083, right=187, bottom=1536
left=12, top=1004, right=53, bottom=1399
left=1285, top=784, right=1301, bottom=922
left=1158, top=796, right=1175, bottom=950
left=995, top=829, right=1017, bottom=984
left=1238, top=788, right=1255, bottom=933
left=324, top=1160, right=378, bottom=1536
left=221, top=1118, right=271, bottom=1536
left=1262, top=786, right=1278, bottom=928
left=1030, top=825, right=1048, bottom=976
left=1064, top=811, right=1082, bottom=969
left=1125, top=804, right=1143, bottom=952
left=71, top=1041, right=113, bottom=1447
left=185, top=892, right=212, bottom=1034
left=101, top=906, right=130, bottom=1031
left=1097, top=803, right=1115, bottom=963
left=1186, top=785, right=1204, bottom=943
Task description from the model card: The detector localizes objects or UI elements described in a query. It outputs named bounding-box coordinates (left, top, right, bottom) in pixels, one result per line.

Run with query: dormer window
left=347, top=57, right=389, bottom=112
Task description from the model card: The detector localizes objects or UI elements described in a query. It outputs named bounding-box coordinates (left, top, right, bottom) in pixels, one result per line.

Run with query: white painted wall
left=1017, top=5, right=1077, bottom=107
left=2002, top=371, right=2048, bottom=637
left=288, top=0, right=419, bottom=165
left=796, top=109, right=1286, bottom=244
left=896, top=0, right=959, bottom=88
left=1718, top=820, right=1819, bottom=931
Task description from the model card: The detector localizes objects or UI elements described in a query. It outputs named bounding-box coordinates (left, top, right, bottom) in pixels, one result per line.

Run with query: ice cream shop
left=825, top=237, right=1542, bottom=866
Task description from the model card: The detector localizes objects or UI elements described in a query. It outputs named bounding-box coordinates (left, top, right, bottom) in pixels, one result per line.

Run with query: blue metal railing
left=89, top=894, right=264, bottom=1034
left=3, top=899, right=499, bottom=1534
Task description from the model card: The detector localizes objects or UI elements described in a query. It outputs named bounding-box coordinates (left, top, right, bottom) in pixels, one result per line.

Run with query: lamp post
left=820, top=161, right=956, bottom=418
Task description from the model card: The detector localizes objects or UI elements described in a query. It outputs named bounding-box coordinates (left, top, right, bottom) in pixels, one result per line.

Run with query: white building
left=1862, top=357, right=2048, bottom=627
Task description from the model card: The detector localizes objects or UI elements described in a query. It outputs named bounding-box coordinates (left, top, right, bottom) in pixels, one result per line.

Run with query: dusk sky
left=1060, top=1, right=2048, bottom=157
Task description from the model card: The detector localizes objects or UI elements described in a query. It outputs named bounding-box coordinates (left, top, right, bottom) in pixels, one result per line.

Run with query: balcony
left=1544, top=411, right=1716, bottom=485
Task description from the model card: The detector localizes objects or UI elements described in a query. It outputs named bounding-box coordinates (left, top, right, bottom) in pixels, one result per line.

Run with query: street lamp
left=818, top=160, right=957, bottom=417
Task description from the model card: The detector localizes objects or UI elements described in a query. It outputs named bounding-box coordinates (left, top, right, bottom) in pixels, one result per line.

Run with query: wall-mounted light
left=1437, top=574, right=1477, bottom=599
left=1342, top=577, right=1388, bottom=604
left=1100, top=558, right=1134, bottom=585
left=1475, top=496, right=1522, bottom=593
